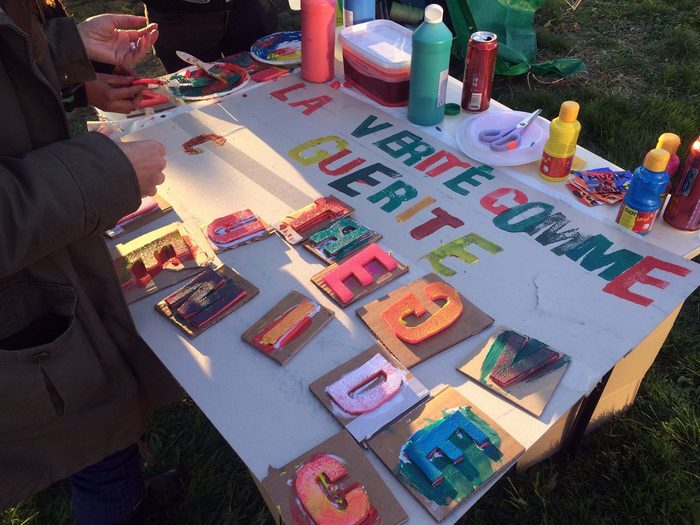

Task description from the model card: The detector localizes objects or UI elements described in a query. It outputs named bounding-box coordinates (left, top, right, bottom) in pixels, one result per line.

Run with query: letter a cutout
left=295, top=455, right=371, bottom=525
left=382, top=282, right=463, bottom=344
left=326, top=353, right=403, bottom=415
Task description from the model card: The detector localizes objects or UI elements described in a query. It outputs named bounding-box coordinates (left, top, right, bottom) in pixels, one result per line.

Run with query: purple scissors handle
left=478, top=109, right=543, bottom=152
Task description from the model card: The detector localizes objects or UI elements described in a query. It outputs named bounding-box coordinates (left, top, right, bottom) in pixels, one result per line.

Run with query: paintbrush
left=175, top=51, right=237, bottom=84
left=131, top=78, right=200, bottom=88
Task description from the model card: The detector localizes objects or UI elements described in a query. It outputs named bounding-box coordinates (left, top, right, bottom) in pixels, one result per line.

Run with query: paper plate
left=455, top=111, right=549, bottom=167
left=167, top=63, right=249, bottom=101
left=250, top=31, right=302, bottom=65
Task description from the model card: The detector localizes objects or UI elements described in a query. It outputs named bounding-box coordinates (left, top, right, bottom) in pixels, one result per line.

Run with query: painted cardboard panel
left=241, top=291, right=334, bottom=365
left=309, top=345, right=429, bottom=443
left=311, top=244, right=409, bottom=308
left=356, top=274, right=494, bottom=369
left=273, top=196, right=355, bottom=245
left=155, top=264, right=258, bottom=338
left=112, top=222, right=211, bottom=304
left=105, top=195, right=173, bottom=239
left=262, top=429, right=408, bottom=525
left=458, top=327, right=571, bottom=418
left=304, top=217, right=383, bottom=265
left=201, top=209, right=274, bottom=253
left=368, top=387, right=524, bottom=522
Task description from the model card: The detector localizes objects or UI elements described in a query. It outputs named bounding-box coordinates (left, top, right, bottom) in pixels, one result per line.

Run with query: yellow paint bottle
left=538, top=101, right=581, bottom=182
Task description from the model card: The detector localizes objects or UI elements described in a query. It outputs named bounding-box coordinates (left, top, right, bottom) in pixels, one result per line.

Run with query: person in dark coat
left=0, top=1, right=183, bottom=523
left=143, top=0, right=279, bottom=72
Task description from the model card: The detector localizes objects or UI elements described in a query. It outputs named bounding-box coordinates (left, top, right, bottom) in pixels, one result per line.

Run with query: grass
left=3, top=0, right=699, bottom=523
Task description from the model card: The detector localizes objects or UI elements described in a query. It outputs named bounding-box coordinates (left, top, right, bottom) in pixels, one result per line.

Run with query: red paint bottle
left=301, top=0, right=336, bottom=83
left=461, top=31, right=498, bottom=112
left=663, top=137, right=700, bottom=231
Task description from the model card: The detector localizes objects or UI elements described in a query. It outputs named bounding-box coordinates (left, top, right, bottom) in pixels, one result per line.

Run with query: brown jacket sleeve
left=0, top=132, right=140, bottom=278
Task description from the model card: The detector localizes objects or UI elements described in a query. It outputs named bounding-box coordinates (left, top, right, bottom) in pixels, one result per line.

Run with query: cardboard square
left=155, top=264, right=258, bottom=338
left=241, top=291, right=334, bottom=365
left=311, top=244, right=409, bottom=308
left=201, top=209, right=274, bottom=253
left=273, top=196, right=355, bottom=245
left=356, top=274, right=494, bottom=369
left=368, top=387, right=524, bottom=522
left=458, top=327, right=571, bottom=417
left=105, top=195, right=173, bottom=239
left=262, top=429, right=408, bottom=525
left=112, top=222, right=211, bottom=304
left=303, top=217, right=383, bottom=265
left=309, top=345, right=429, bottom=443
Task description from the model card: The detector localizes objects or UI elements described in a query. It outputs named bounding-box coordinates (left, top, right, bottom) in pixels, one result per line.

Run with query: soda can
left=461, top=31, right=498, bottom=112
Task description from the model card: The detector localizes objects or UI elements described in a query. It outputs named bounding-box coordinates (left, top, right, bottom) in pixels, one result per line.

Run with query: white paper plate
left=455, top=111, right=549, bottom=167
left=167, top=64, right=250, bottom=101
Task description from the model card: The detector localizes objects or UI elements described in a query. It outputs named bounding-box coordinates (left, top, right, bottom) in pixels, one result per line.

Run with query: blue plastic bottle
left=615, top=148, right=670, bottom=235
left=343, top=0, right=374, bottom=26
left=407, top=4, right=453, bottom=126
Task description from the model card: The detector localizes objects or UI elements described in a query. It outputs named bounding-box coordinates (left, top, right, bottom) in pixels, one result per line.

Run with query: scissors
left=478, top=109, right=542, bottom=151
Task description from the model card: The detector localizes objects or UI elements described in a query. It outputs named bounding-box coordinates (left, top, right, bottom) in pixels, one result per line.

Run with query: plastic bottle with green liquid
left=407, top=4, right=453, bottom=126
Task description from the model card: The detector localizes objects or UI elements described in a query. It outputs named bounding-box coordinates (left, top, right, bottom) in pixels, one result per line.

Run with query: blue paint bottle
left=616, top=148, right=670, bottom=235
left=343, top=0, right=375, bottom=26
left=407, top=4, right=453, bottom=126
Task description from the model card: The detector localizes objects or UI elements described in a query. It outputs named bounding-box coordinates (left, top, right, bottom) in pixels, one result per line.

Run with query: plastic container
left=301, top=0, right=336, bottom=83
left=343, top=0, right=375, bottom=26
left=340, top=20, right=412, bottom=106
left=407, top=4, right=453, bottom=126
left=538, top=101, right=582, bottom=182
left=663, top=137, right=700, bottom=231
left=616, top=149, right=670, bottom=235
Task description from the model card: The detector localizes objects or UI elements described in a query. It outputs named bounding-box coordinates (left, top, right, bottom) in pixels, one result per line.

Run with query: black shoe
left=119, top=468, right=187, bottom=525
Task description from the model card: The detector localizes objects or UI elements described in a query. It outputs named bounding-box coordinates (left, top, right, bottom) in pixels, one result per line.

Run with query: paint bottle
left=343, top=0, right=374, bottom=26
left=301, top=0, right=336, bottom=83
left=616, top=148, right=670, bottom=235
left=655, top=132, right=681, bottom=200
left=538, top=101, right=581, bottom=182
left=663, top=136, right=700, bottom=231
left=407, top=4, right=453, bottom=126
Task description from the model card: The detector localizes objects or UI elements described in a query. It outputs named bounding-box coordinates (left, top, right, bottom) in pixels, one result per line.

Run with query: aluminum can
left=461, top=31, right=498, bottom=112
left=663, top=137, right=700, bottom=231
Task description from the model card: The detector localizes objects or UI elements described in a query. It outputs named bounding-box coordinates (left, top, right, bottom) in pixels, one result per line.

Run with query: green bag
left=443, top=0, right=586, bottom=78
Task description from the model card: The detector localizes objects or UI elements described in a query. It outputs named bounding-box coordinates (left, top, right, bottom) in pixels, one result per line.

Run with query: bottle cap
left=424, top=4, right=443, bottom=23
left=643, top=148, right=671, bottom=172
left=656, top=133, right=681, bottom=156
left=558, top=101, right=579, bottom=122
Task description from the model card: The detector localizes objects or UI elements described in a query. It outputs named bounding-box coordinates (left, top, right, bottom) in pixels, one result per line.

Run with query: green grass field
left=2, top=0, right=698, bottom=523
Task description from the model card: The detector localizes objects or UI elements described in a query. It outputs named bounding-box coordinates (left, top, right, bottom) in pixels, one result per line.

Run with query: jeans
left=68, top=444, right=144, bottom=525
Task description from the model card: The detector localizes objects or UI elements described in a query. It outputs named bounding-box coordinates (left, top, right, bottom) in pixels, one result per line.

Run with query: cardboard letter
left=295, top=455, right=371, bottom=525
left=323, top=244, right=398, bottom=304
left=382, top=281, right=463, bottom=344
left=326, top=353, right=403, bottom=415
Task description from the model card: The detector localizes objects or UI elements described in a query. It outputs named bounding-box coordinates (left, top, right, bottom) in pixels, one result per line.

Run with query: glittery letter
left=322, top=244, right=398, bottom=304
left=404, top=410, right=491, bottom=486
left=309, top=218, right=371, bottom=256
left=326, top=353, right=403, bottom=415
left=289, top=136, right=348, bottom=166
left=382, top=281, right=463, bottom=344
left=206, top=210, right=264, bottom=245
left=289, top=197, right=351, bottom=234
left=295, top=455, right=371, bottom=525
left=367, top=181, right=418, bottom=212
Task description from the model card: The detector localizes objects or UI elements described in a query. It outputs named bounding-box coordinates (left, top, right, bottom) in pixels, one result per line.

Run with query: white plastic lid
left=424, top=4, right=443, bottom=23
left=339, top=20, right=412, bottom=71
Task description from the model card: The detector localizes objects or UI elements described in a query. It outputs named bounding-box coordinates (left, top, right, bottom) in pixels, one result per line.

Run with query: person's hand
left=85, top=73, right=146, bottom=113
left=77, top=14, right=158, bottom=68
left=117, top=140, right=166, bottom=197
